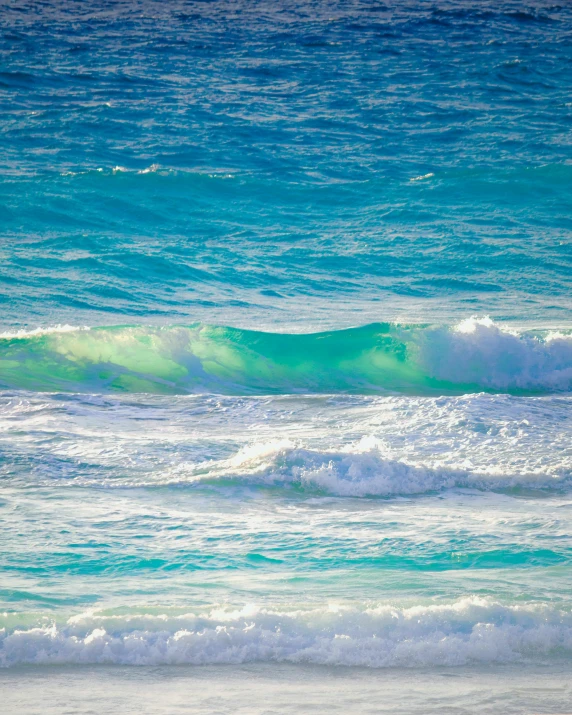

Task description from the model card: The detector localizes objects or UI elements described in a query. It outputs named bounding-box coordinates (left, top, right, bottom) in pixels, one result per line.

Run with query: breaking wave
left=203, top=438, right=572, bottom=496
left=0, top=318, right=571, bottom=396
left=2, top=598, right=572, bottom=668
left=63, top=436, right=570, bottom=496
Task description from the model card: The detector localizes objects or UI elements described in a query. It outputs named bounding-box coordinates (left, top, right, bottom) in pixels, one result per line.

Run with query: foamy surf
left=185, top=439, right=572, bottom=496
left=2, top=391, right=570, bottom=495
left=2, top=598, right=572, bottom=668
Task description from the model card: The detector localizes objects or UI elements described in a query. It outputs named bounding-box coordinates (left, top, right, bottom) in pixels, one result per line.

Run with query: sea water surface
left=1, top=0, right=572, bottom=712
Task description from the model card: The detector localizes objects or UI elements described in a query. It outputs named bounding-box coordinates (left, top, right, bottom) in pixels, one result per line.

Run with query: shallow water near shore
left=2, top=662, right=572, bottom=714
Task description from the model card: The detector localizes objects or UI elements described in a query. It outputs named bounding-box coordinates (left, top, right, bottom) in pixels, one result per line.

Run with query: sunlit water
left=1, top=0, right=572, bottom=711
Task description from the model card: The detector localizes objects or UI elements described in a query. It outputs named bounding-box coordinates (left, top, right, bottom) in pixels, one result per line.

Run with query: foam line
left=2, top=598, right=572, bottom=667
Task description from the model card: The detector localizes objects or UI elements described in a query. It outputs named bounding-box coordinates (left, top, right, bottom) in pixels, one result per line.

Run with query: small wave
left=2, top=597, right=572, bottom=667
left=182, top=438, right=571, bottom=497
left=137, top=163, right=161, bottom=174
left=67, top=437, right=570, bottom=496
left=410, top=172, right=434, bottom=181
left=0, top=319, right=570, bottom=396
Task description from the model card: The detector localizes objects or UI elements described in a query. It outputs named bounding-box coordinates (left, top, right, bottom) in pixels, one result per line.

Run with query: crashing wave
left=0, top=318, right=570, bottom=395
left=61, top=436, right=570, bottom=495
left=2, top=597, right=572, bottom=668
left=172, top=437, right=570, bottom=496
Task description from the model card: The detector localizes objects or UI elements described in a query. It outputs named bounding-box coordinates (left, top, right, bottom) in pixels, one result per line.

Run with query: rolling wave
left=185, top=438, right=572, bottom=497
left=8, top=437, right=571, bottom=495
left=2, top=597, right=572, bottom=668
left=0, top=318, right=570, bottom=396
left=88, top=436, right=567, bottom=495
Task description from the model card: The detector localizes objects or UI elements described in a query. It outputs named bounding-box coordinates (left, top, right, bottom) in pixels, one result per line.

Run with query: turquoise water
left=1, top=320, right=571, bottom=395
left=1, top=1, right=572, bottom=706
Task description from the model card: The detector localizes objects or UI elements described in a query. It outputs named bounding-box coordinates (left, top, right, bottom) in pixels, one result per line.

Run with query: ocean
left=1, top=1, right=571, bottom=712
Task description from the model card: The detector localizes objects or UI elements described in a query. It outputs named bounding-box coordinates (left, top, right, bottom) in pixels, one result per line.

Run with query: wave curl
left=0, top=318, right=570, bottom=396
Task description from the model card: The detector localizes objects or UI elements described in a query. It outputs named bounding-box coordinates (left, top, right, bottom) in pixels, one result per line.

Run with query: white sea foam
left=0, top=325, right=89, bottom=339
left=2, top=598, right=572, bottom=667
left=138, top=163, right=161, bottom=174
left=413, top=317, right=572, bottom=391
left=1, top=389, right=569, bottom=494
left=197, top=436, right=571, bottom=496
left=410, top=172, right=434, bottom=181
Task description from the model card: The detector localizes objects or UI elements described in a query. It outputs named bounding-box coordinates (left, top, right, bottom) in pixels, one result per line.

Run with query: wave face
left=1, top=319, right=571, bottom=395
left=3, top=598, right=572, bottom=668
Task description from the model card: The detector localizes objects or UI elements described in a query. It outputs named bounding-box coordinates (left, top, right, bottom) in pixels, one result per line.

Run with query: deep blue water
left=1, top=0, right=571, bottom=327
left=1, top=0, right=572, bottom=686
